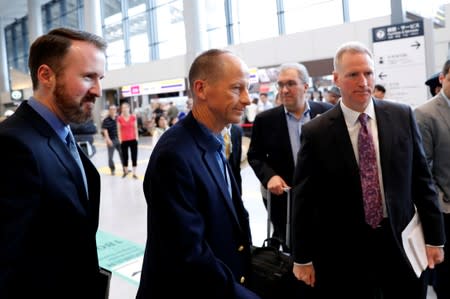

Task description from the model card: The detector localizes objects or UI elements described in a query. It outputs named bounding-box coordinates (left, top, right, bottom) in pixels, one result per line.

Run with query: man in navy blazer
left=0, top=28, right=107, bottom=298
left=248, top=62, right=332, bottom=249
left=292, top=41, right=445, bottom=299
left=136, top=49, right=260, bottom=299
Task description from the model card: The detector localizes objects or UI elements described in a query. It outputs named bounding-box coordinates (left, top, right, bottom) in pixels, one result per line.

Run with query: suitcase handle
left=265, top=187, right=291, bottom=248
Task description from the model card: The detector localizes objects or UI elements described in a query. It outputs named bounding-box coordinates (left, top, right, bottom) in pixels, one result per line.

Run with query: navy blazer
left=0, top=101, right=103, bottom=298
left=292, top=100, right=445, bottom=270
left=248, top=100, right=333, bottom=193
left=136, top=113, right=260, bottom=299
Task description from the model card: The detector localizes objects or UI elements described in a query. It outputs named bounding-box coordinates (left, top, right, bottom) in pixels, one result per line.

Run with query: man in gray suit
left=415, top=60, right=450, bottom=299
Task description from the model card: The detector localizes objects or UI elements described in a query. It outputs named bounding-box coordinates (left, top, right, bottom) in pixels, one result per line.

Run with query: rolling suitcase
left=249, top=188, right=312, bottom=299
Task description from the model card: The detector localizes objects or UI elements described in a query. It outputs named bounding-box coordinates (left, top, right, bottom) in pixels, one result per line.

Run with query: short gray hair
left=278, top=62, right=310, bottom=84
left=333, top=41, right=373, bottom=71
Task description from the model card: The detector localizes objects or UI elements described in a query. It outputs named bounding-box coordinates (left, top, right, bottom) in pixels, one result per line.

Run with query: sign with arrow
left=372, top=20, right=427, bottom=107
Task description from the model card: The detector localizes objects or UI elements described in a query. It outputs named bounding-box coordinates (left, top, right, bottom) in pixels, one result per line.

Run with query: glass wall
left=6, top=0, right=450, bottom=88
left=232, top=0, right=278, bottom=43
left=5, top=17, right=29, bottom=75
left=205, top=0, right=228, bottom=48
left=347, top=0, right=391, bottom=22
left=127, top=0, right=150, bottom=64
left=283, top=0, right=344, bottom=34
left=42, top=0, right=84, bottom=32
left=153, top=0, right=185, bottom=59
left=103, top=0, right=126, bottom=69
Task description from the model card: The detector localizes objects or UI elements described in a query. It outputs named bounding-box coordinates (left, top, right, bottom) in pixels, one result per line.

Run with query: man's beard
left=53, top=81, right=93, bottom=124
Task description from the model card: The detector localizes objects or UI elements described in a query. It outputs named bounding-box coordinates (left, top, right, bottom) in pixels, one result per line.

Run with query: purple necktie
left=358, top=113, right=383, bottom=229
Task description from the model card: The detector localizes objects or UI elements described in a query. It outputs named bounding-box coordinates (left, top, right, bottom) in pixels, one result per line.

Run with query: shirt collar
left=340, top=98, right=376, bottom=126
left=197, top=121, right=222, bottom=152
left=283, top=101, right=311, bottom=118
left=221, top=124, right=232, bottom=136
left=28, top=97, right=69, bottom=142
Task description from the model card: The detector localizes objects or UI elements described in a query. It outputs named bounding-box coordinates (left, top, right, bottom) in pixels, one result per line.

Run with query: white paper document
left=401, top=211, right=428, bottom=278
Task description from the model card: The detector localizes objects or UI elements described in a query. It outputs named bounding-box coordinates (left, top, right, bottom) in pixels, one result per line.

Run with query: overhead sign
left=121, top=78, right=186, bottom=97
left=372, top=20, right=428, bottom=107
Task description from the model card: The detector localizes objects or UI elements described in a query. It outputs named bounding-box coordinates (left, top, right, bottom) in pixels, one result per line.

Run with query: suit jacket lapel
left=374, top=101, right=393, bottom=191
left=185, top=114, right=241, bottom=225
left=48, top=132, right=89, bottom=207
left=19, top=102, right=89, bottom=209
left=329, top=106, right=361, bottom=186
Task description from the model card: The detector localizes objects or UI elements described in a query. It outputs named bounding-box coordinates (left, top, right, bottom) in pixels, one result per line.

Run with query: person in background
left=102, top=104, right=124, bottom=176
left=70, top=119, right=97, bottom=157
left=151, top=113, right=170, bottom=148
left=291, top=41, right=445, bottom=299
left=178, top=97, right=193, bottom=120
left=0, top=27, right=108, bottom=298
left=425, top=72, right=443, bottom=97
left=373, top=83, right=386, bottom=100
left=248, top=62, right=332, bottom=251
left=136, top=49, right=260, bottom=299
left=257, top=92, right=273, bottom=113
left=244, top=97, right=258, bottom=123
left=166, top=101, right=179, bottom=122
left=325, top=85, right=341, bottom=105
left=117, top=101, right=139, bottom=179
left=415, top=60, right=450, bottom=299
left=274, top=92, right=282, bottom=106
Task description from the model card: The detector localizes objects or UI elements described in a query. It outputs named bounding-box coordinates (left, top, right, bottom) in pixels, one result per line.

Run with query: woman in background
left=117, top=101, right=139, bottom=179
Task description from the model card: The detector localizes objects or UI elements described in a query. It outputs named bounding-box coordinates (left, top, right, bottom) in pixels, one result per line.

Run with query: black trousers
left=121, top=139, right=138, bottom=167
left=314, top=219, right=427, bottom=299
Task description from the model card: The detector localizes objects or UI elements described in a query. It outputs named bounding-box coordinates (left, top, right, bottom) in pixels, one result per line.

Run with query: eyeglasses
left=276, top=80, right=298, bottom=90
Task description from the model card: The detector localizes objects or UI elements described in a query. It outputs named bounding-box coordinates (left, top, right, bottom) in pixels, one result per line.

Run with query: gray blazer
left=415, top=93, right=450, bottom=213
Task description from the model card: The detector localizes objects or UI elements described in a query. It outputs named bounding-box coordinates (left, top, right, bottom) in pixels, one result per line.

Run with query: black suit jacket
left=0, top=101, right=104, bottom=299
left=292, top=100, right=445, bottom=280
left=248, top=100, right=333, bottom=194
left=228, top=124, right=244, bottom=193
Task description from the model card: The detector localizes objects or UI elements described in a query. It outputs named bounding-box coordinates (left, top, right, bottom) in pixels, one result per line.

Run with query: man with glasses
left=248, top=62, right=332, bottom=251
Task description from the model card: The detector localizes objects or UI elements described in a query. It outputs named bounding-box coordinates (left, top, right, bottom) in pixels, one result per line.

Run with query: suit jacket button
left=240, top=276, right=245, bottom=284
left=238, top=245, right=244, bottom=252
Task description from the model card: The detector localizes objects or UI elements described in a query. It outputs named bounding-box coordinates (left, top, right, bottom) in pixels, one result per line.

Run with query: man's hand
left=267, top=175, right=289, bottom=196
left=426, top=246, right=444, bottom=269
left=293, top=263, right=315, bottom=287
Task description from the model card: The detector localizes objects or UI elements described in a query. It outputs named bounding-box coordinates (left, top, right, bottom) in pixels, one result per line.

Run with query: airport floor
left=90, top=135, right=437, bottom=299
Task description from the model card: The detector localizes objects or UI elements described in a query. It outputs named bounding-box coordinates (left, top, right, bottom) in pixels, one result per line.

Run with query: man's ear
left=37, top=64, right=55, bottom=87
left=193, top=79, right=207, bottom=102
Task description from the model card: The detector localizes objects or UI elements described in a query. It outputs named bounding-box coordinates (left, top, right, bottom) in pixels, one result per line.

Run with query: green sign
left=96, top=230, right=145, bottom=285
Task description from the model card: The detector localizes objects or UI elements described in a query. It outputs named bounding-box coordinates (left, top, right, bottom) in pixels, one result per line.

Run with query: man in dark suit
left=0, top=28, right=107, bottom=298
left=291, top=41, right=445, bottom=299
left=247, top=62, right=332, bottom=249
left=415, top=59, right=450, bottom=299
left=223, top=123, right=244, bottom=193
left=136, top=49, right=260, bottom=299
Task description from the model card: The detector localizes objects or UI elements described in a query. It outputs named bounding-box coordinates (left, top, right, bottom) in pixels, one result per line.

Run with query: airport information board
left=372, top=20, right=428, bottom=107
